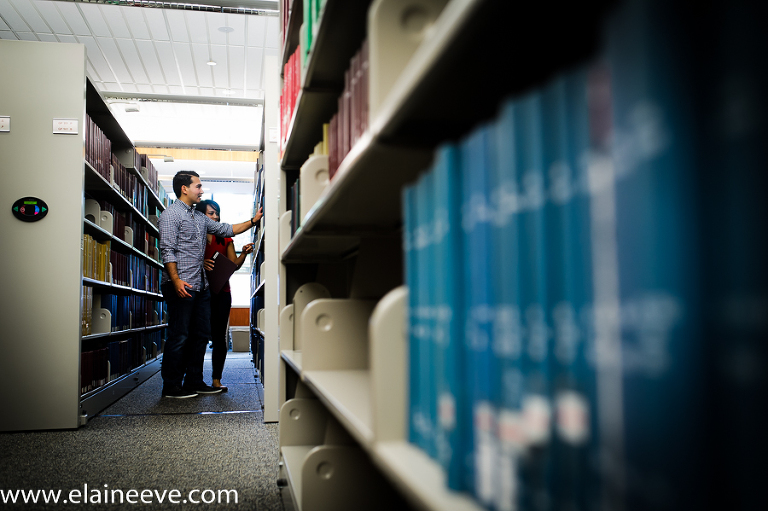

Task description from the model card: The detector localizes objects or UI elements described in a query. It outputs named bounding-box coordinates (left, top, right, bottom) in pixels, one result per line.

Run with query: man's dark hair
left=172, top=171, right=200, bottom=197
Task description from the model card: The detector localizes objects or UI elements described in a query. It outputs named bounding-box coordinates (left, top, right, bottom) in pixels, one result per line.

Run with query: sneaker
left=162, top=387, right=198, bottom=399
left=189, top=384, right=223, bottom=395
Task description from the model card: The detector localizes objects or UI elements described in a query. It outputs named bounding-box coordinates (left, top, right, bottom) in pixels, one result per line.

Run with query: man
left=158, top=170, right=263, bottom=398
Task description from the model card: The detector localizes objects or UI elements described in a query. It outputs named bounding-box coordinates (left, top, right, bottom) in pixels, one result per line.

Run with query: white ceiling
left=0, top=0, right=279, bottom=190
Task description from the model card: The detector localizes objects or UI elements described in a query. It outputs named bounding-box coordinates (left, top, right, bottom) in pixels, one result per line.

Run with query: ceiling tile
left=206, top=11, right=227, bottom=45
left=77, top=35, right=115, bottom=82
left=0, top=31, right=18, bottom=39
left=165, top=9, right=188, bottom=43
left=100, top=3, right=131, bottom=39
left=245, top=15, right=266, bottom=47
left=0, top=0, right=30, bottom=31
left=154, top=40, right=182, bottom=86
left=17, top=32, right=37, bottom=41
left=97, top=36, right=133, bottom=84
left=38, top=32, right=57, bottom=42
left=245, top=46, right=263, bottom=90
left=225, top=13, right=245, bottom=46
left=152, top=84, right=170, bottom=94
left=143, top=8, right=169, bottom=41
left=33, top=0, right=70, bottom=34
left=136, top=84, right=154, bottom=94
left=265, top=16, right=279, bottom=48
left=169, top=85, right=185, bottom=95
left=55, top=2, right=91, bottom=36
left=0, top=16, right=9, bottom=31
left=210, top=44, right=228, bottom=89
left=173, top=41, right=197, bottom=88
left=200, top=87, right=214, bottom=97
left=121, top=83, right=138, bottom=93
left=185, top=10, right=207, bottom=44
left=134, top=38, right=164, bottom=84
left=192, top=43, right=214, bottom=88
left=78, top=4, right=111, bottom=38
left=229, top=44, right=245, bottom=90
left=9, top=0, right=49, bottom=32
left=57, top=33, right=78, bottom=44
left=121, top=5, right=150, bottom=40
left=115, top=38, right=148, bottom=83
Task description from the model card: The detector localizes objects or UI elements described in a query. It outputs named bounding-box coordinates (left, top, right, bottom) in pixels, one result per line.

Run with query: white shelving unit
left=270, top=0, right=610, bottom=508
left=0, top=39, right=166, bottom=432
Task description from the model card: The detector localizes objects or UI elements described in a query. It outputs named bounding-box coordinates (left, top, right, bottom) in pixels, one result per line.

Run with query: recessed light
left=218, top=26, right=235, bottom=33
left=207, top=61, right=217, bottom=66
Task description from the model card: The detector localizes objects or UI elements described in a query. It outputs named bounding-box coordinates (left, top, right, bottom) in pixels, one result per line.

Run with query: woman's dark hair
left=196, top=199, right=225, bottom=245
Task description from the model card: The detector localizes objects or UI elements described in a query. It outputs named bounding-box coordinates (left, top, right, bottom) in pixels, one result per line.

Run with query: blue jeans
left=161, top=282, right=211, bottom=390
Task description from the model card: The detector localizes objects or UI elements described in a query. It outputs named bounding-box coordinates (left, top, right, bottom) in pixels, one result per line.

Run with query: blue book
left=491, top=98, right=525, bottom=511
left=516, top=90, right=553, bottom=511
left=431, top=143, right=466, bottom=490
left=416, top=171, right=437, bottom=460
left=402, top=184, right=421, bottom=450
left=461, top=123, right=497, bottom=507
left=542, top=70, right=595, bottom=511
left=600, top=0, right=705, bottom=508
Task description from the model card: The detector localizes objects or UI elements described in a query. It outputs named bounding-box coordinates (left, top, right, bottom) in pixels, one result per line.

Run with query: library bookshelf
left=0, top=39, right=167, bottom=432
left=270, top=0, right=613, bottom=509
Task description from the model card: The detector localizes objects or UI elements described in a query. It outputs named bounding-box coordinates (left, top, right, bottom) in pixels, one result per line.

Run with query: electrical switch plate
left=0, top=116, right=9, bottom=132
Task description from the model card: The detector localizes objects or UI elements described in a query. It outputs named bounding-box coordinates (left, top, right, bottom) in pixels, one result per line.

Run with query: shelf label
left=268, top=128, right=278, bottom=143
left=0, top=116, right=9, bottom=132
left=53, top=118, right=79, bottom=134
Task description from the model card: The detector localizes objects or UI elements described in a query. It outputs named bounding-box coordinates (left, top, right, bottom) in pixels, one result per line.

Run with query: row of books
left=81, top=288, right=165, bottom=336
left=403, top=0, right=768, bottom=509
left=83, top=234, right=110, bottom=282
left=299, top=0, right=327, bottom=69
left=280, top=44, right=302, bottom=151
left=82, top=233, right=161, bottom=293
left=137, top=153, right=160, bottom=196
left=110, top=153, right=153, bottom=218
left=328, top=39, right=369, bottom=179
left=80, top=330, right=166, bottom=395
left=109, top=251, right=161, bottom=293
left=85, top=114, right=112, bottom=182
left=94, top=198, right=160, bottom=261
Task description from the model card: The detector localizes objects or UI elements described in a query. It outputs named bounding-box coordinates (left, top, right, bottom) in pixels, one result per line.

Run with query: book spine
left=461, top=124, right=497, bottom=505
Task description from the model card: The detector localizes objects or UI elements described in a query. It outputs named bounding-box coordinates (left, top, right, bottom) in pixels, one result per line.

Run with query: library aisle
left=0, top=351, right=287, bottom=510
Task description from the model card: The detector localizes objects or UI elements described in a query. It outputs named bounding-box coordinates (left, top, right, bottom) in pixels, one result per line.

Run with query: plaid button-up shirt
left=159, top=199, right=234, bottom=291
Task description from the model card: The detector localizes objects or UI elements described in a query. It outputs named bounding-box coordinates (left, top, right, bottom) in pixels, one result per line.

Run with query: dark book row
left=328, top=39, right=368, bottom=179
left=94, top=198, right=159, bottom=261
left=80, top=330, right=166, bottom=396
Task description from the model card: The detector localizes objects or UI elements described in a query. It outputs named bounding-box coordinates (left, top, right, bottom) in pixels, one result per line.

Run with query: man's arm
left=207, top=207, right=263, bottom=237
left=164, top=262, right=192, bottom=298
left=231, top=207, right=263, bottom=236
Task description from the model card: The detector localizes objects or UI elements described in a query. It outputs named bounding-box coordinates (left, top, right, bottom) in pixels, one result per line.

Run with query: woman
left=196, top=199, right=255, bottom=391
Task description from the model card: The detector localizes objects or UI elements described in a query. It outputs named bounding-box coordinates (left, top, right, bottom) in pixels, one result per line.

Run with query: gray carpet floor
left=0, top=350, right=288, bottom=510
